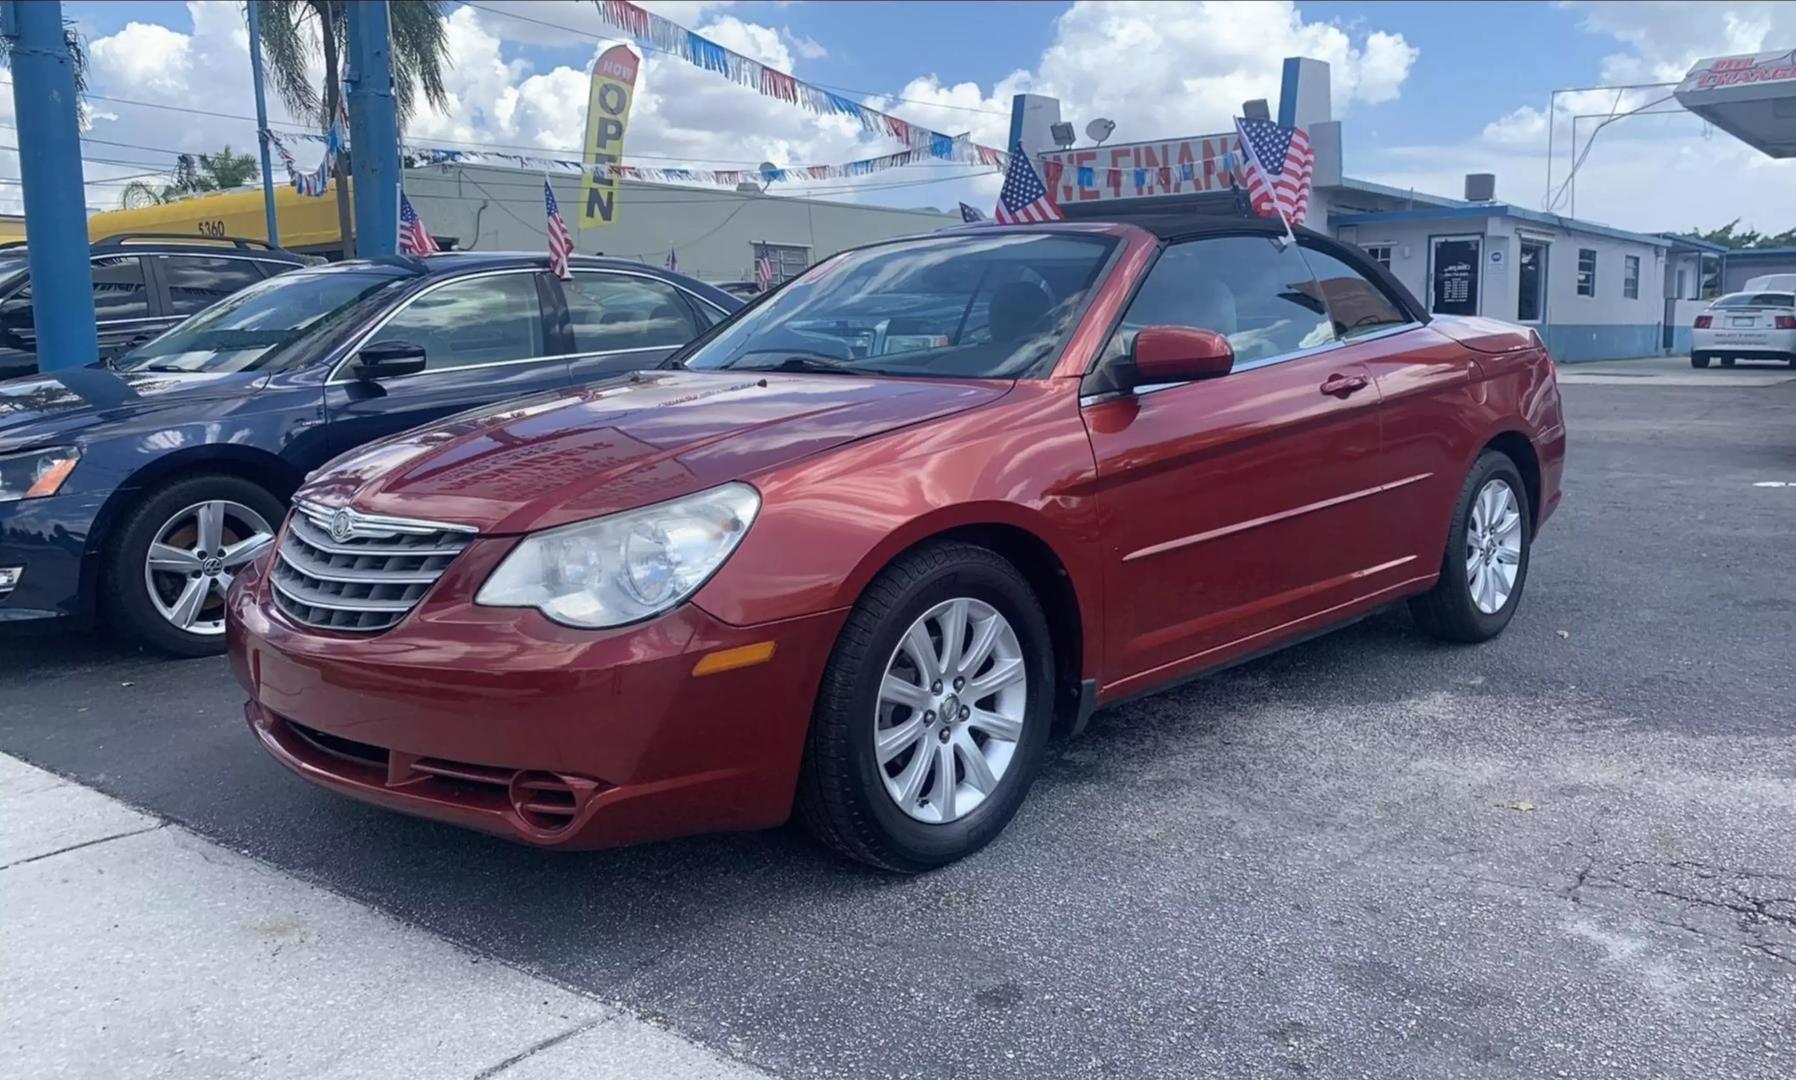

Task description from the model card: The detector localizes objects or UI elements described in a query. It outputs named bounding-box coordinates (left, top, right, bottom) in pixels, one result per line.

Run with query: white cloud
left=1361, top=1, right=1796, bottom=232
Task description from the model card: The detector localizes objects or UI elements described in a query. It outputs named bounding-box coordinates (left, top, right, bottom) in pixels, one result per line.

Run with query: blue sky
left=44, top=1, right=1796, bottom=230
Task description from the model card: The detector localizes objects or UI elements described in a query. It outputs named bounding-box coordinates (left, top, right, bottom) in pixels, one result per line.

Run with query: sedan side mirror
left=352, top=340, right=428, bottom=381
left=1127, top=325, right=1234, bottom=388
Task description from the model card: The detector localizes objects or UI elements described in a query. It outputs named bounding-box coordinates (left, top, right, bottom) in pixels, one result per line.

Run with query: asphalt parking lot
left=4, top=361, right=1794, bottom=1078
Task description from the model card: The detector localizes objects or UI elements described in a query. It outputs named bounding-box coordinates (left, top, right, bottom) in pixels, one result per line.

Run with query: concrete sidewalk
left=0, top=753, right=764, bottom=1080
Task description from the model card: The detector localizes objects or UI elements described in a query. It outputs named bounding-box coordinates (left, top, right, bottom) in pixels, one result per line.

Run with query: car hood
left=304, top=370, right=1010, bottom=534
left=0, top=367, right=268, bottom=448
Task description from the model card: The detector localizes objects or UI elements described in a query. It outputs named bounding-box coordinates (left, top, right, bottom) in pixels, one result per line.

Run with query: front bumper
left=228, top=549, right=845, bottom=850
left=0, top=489, right=107, bottom=623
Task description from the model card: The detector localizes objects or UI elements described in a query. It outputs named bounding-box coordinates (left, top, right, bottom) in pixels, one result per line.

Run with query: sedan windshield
left=117, top=269, right=410, bottom=374
left=682, top=232, right=1115, bottom=379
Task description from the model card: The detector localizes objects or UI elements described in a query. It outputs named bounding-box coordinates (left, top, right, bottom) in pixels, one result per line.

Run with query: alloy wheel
left=874, top=597, right=1028, bottom=825
left=1465, top=479, right=1523, bottom=615
left=142, top=500, right=276, bottom=636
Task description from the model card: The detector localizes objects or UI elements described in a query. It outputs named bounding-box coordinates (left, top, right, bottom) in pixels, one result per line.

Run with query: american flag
left=398, top=191, right=438, bottom=255
left=958, top=202, right=987, bottom=223
left=665, top=249, right=677, bottom=272
left=1234, top=117, right=1314, bottom=228
left=754, top=243, right=774, bottom=291
left=544, top=180, right=574, bottom=279
left=993, top=145, right=1062, bottom=224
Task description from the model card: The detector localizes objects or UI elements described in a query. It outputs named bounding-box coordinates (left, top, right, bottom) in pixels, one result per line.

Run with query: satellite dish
left=1085, top=118, right=1116, bottom=146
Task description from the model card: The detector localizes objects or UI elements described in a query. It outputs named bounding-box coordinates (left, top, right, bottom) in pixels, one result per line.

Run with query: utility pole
left=345, top=1, right=400, bottom=258
left=0, top=0, right=96, bottom=372
left=245, top=0, right=280, bottom=247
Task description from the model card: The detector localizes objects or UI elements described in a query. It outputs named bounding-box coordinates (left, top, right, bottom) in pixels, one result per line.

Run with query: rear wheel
left=1690, top=352, right=1711, bottom=369
left=1410, top=451, right=1530, bottom=644
left=796, top=541, right=1053, bottom=872
left=106, top=474, right=283, bottom=657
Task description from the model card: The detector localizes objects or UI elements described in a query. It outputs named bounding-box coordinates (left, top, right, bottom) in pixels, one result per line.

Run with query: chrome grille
left=271, top=500, right=477, bottom=633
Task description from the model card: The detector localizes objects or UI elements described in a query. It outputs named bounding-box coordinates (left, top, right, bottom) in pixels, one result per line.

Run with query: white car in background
left=1691, top=289, right=1796, bottom=369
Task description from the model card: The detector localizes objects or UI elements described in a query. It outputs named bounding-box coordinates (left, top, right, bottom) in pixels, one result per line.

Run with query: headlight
left=476, top=483, right=761, bottom=628
left=0, top=446, right=80, bottom=504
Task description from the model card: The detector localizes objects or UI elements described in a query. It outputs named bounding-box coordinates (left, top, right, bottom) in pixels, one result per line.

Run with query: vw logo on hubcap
left=330, top=508, right=356, bottom=543
left=200, top=556, right=224, bottom=576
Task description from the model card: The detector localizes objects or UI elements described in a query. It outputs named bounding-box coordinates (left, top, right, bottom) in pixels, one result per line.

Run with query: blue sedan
left=0, top=252, right=737, bottom=655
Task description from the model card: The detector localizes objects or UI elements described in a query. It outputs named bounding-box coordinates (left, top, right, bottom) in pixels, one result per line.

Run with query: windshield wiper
left=725, top=354, right=861, bottom=375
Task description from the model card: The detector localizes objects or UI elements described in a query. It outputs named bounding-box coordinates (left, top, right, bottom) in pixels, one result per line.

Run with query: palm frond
left=388, top=0, right=451, bottom=129
left=252, top=0, right=323, bottom=127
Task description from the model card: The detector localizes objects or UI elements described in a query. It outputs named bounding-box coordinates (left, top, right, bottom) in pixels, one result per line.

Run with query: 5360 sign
left=196, top=220, right=227, bottom=238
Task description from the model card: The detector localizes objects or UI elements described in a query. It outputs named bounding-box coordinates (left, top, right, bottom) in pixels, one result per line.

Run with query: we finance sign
left=1040, top=134, right=1239, bottom=205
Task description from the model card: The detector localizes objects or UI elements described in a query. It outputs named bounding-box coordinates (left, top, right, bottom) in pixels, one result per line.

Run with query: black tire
left=796, top=541, right=1054, bottom=872
left=1690, top=352, right=1711, bottom=369
left=105, top=473, right=286, bottom=658
left=1409, top=451, right=1531, bottom=644
left=1720, top=356, right=1736, bottom=368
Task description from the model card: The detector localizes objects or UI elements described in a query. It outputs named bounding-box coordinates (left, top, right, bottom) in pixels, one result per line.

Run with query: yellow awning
left=85, top=181, right=352, bottom=250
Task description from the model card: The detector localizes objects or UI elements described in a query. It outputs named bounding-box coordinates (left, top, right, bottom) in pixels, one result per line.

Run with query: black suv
left=0, top=234, right=314, bottom=380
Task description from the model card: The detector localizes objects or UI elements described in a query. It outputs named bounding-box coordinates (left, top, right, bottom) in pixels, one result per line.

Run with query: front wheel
left=1720, top=356, right=1736, bottom=368
left=106, top=474, right=284, bottom=657
left=1410, top=451, right=1531, bottom=643
left=796, top=542, right=1054, bottom=872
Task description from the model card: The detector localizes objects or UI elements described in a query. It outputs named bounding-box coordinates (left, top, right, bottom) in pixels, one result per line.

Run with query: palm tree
left=118, top=147, right=261, bottom=209
left=0, top=18, right=86, bottom=98
left=249, top=0, right=451, bottom=256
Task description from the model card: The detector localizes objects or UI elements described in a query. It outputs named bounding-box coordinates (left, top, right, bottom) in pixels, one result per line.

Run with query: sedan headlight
left=0, top=446, right=80, bottom=504
left=476, top=483, right=761, bottom=628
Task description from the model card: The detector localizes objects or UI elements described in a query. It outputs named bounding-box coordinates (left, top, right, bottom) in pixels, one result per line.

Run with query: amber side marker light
left=27, top=456, right=79, bottom=498
left=691, top=641, right=777, bottom=676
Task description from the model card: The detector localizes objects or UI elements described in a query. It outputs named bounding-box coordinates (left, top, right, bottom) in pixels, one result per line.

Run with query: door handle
left=1320, top=372, right=1369, bottom=398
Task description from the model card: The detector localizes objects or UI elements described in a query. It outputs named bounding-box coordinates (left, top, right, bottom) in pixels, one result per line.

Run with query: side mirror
left=352, top=340, right=427, bottom=380
left=1128, top=325, right=1233, bottom=387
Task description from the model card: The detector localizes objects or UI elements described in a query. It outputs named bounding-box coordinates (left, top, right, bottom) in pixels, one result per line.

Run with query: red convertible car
left=229, top=217, right=1565, bottom=871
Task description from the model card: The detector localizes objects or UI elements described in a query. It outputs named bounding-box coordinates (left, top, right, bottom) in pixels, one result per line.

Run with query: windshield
left=682, top=231, right=1115, bottom=379
left=1712, top=292, right=1795, bottom=309
left=116, top=269, right=409, bottom=374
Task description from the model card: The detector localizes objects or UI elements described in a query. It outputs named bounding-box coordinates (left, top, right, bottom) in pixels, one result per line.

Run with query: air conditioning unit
left=1464, top=173, right=1497, bottom=202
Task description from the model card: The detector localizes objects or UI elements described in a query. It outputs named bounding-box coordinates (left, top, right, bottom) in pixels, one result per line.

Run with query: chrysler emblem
left=330, top=508, right=356, bottom=543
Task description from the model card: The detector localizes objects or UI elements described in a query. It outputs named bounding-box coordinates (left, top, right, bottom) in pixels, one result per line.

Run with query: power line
left=0, top=77, right=953, bottom=169
left=460, top=2, right=1008, bottom=118
left=444, top=167, right=995, bottom=206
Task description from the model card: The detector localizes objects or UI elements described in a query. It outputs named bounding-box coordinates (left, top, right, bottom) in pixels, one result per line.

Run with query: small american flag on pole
left=993, top=145, right=1062, bottom=224
left=1234, top=117, right=1314, bottom=233
left=754, top=243, right=774, bottom=291
left=544, top=180, right=574, bottom=279
left=398, top=190, right=438, bottom=255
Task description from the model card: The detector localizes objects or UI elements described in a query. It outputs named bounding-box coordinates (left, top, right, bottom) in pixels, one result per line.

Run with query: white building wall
left=1335, top=213, right=1670, bottom=361
left=404, top=165, right=956, bottom=285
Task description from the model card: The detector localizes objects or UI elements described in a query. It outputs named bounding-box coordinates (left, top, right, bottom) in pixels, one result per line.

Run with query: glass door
left=1429, top=235, right=1482, bottom=316
left=1517, top=240, right=1548, bottom=323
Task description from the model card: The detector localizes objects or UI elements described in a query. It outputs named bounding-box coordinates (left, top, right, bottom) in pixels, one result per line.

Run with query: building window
left=754, top=242, right=810, bottom=285
left=1576, top=248, right=1597, bottom=297
left=1623, top=255, right=1640, bottom=299
left=1361, top=244, right=1392, bottom=271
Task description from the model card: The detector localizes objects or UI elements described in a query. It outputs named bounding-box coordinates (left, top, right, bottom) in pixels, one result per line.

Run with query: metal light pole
left=245, top=0, right=280, bottom=247
left=0, top=0, right=96, bottom=372
left=345, top=0, right=400, bottom=258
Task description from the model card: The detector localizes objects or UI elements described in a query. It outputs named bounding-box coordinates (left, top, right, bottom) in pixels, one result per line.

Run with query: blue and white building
left=1019, top=55, right=1787, bottom=363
